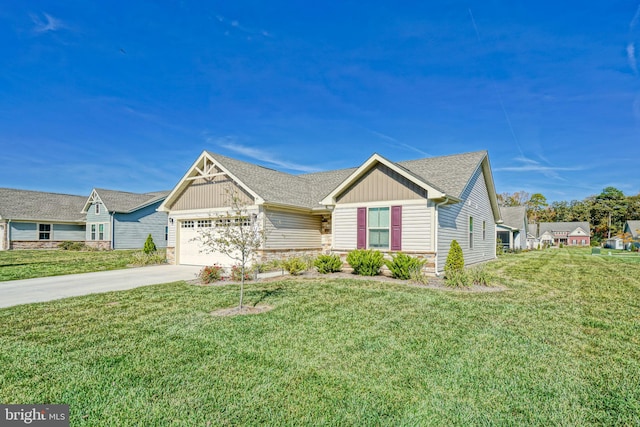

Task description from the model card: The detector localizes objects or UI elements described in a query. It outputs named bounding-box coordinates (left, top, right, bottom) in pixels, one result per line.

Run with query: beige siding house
left=159, top=150, right=501, bottom=274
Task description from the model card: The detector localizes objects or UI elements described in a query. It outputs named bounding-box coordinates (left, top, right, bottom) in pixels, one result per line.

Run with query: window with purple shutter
left=391, top=205, right=402, bottom=251
left=357, top=207, right=367, bottom=249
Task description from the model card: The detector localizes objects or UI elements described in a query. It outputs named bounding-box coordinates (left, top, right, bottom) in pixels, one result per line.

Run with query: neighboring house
left=623, top=220, right=640, bottom=241
left=496, top=206, right=528, bottom=250
left=605, top=237, right=624, bottom=250
left=159, top=150, right=502, bottom=275
left=82, top=189, right=170, bottom=249
left=0, top=188, right=86, bottom=250
left=536, top=222, right=591, bottom=247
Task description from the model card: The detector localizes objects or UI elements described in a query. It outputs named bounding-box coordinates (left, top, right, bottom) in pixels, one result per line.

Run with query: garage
left=177, top=219, right=237, bottom=266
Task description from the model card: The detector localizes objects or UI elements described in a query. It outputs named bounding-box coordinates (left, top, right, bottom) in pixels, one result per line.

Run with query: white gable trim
left=158, top=151, right=264, bottom=212
left=81, top=189, right=104, bottom=213
left=319, top=153, right=447, bottom=206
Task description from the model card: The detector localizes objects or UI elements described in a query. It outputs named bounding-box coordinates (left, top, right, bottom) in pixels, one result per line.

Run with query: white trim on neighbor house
left=37, top=223, right=52, bottom=240
left=333, top=199, right=428, bottom=209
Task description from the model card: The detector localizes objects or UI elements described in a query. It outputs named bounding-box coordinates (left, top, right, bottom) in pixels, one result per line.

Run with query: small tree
left=196, top=190, right=265, bottom=310
left=143, top=234, right=157, bottom=254
left=444, top=239, right=464, bottom=276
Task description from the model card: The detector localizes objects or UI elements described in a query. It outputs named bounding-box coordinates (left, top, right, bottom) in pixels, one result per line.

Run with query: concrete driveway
left=0, top=265, right=203, bottom=309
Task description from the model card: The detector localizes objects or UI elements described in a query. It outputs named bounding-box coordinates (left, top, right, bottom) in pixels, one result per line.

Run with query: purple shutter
left=391, top=205, right=402, bottom=251
left=357, top=207, right=367, bottom=249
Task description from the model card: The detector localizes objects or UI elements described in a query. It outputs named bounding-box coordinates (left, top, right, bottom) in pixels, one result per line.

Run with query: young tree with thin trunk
left=196, top=190, right=265, bottom=310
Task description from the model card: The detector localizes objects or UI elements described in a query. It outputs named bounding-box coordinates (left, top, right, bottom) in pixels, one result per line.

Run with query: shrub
left=384, top=252, right=426, bottom=280
left=281, top=257, right=308, bottom=275
left=58, top=241, right=87, bottom=251
left=444, top=269, right=471, bottom=287
left=199, top=265, right=223, bottom=284
left=346, top=249, right=384, bottom=276
left=468, top=265, right=491, bottom=286
left=143, top=234, right=157, bottom=254
left=314, top=254, right=343, bottom=274
left=444, top=240, right=464, bottom=276
left=130, top=251, right=167, bottom=266
left=230, top=265, right=252, bottom=282
left=409, top=268, right=430, bottom=285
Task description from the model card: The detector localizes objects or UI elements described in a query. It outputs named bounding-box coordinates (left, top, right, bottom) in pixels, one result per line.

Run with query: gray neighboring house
left=0, top=188, right=86, bottom=250
left=82, top=188, right=170, bottom=250
left=623, top=220, right=640, bottom=241
left=159, top=150, right=502, bottom=274
left=496, top=206, right=529, bottom=250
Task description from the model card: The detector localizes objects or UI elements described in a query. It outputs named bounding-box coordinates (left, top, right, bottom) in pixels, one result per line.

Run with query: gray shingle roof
left=500, top=206, right=527, bottom=230
left=537, top=222, right=590, bottom=237
left=206, top=150, right=489, bottom=209
left=0, top=188, right=86, bottom=222
left=626, top=220, right=640, bottom=238
left=94, top=189, right=170, bottom=213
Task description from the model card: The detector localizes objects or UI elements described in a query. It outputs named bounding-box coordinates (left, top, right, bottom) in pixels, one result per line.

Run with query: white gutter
left=433, top=197, right=449, bottom=276
left=110, top=212, right=115, bottom=250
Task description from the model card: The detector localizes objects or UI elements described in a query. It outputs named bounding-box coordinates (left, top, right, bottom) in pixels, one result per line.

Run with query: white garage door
left=178, top=220, right=237, bottom=266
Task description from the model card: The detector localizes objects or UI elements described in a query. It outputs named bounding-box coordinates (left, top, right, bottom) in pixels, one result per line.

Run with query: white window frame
left=181, top=220, right=195, bottom=228
left=38, top=223, right=52, bottom=240
left=368, top=207, right=390, bottom=250
left=98, top=223, right=105, bottom=240
left=95, top=203, right=100, bottom=215
left=91, top=224, right=96, bottom=240
left=469, top=216, right=474, bottom=249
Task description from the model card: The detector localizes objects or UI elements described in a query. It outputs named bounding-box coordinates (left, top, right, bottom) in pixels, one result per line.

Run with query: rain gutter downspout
left=434, top=196, right=449, bottom=276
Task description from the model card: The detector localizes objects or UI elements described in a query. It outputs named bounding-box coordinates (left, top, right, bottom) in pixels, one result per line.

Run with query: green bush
left=346, top=249, right=384, bottom=276
left=143, top=234, right=157, bottom=254
left=58, top=241, right=87, bottom=251
left=384, top=252, right=426, bottom=280
left=230, top=265, right=252, bottom=282
left=409, top=268, right=430, bottom=285
left=468, top=265, right=491, bottom=286
left=444, top=269, right=471, bottom=287
left=198, top=265, right=223, bottom=284
left=444, top=240, right=464, bottom=277
left=130, top=251, right=167, bottom=266
left=314, top=254, right=343, bottom=274
left=281, top=257, right=308, bottom=275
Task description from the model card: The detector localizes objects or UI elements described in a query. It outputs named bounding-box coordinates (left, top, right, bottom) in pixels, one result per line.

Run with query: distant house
left=605, top=237, right=624, bottom=250
left=535, top=222, right=591, bottom=247
left=81, top=189, right=170, bottom=250
left=0, top=188, right=86, bottom=250
left=496, top=206, right=528, bottom=250
left=159, top=150, right=502, bottom=274
left=623, top=220, right=640, bottom=241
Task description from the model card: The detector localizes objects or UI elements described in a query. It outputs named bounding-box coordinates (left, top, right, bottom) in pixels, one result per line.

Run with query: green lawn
left=0, top=250, right=157, bottom=281
left=0, top=248, right=639, bottom=425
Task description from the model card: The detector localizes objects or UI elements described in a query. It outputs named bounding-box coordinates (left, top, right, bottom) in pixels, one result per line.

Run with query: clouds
left=366, top=129, right=431, bottom=157
left=209, top=136, right=319, bottom=173
left=214, top=14, right=272, bottom=39
left=30, top=12, right=66, bottom=34
left=495, top=156, right=584, bottom=180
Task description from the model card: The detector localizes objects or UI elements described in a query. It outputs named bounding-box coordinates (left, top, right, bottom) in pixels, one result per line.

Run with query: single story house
left=535, top=222, right=591, bottom=247
left=82, top=188, right=170, bottom=249
left=159, top=150, right=502, bottom=275
left=604, top=237, right=624, bottom=250
left=0, top=188, right=87, bottom=250
left=623, top=220, right=640, bottom=241
left=496, top=206, right=528, bottom=250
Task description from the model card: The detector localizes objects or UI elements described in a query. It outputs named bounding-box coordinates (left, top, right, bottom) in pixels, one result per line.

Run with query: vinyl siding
left=169, top=176, right=253, bottom=211
left=112, top=201, right=168, bottom=249
left=11, top=222, right=84, bottom=241
left=86, top=201, right=112, bottom=241
left=337, top=164, right=427, bottom=204
left=333, top=204, right=432, bottom=251
left=437, top=166, right=496, bottom=272
left=264, top=208, right=322, bottom=249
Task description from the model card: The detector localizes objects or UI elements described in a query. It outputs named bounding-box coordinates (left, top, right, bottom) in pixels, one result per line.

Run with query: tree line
left=498, top=187, right=640, bottom=244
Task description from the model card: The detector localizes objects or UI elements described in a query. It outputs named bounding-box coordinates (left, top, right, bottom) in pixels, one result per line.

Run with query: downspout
left=6, top=219, right=11, bottom=250
left=433, top=197, right=449, bottom=276
left=110, top=212, right=115, bottom=250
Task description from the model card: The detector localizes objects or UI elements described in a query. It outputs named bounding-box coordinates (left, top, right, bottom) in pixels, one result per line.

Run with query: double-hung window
left=469, top=217, right=474, bottom=249
left=39, top=224, right=51, bottom=240
left=91, top=224, right=96, bottom=240
left=368, top=207, right=390, bottom=249
left=98, top=224, right=104, bottom=240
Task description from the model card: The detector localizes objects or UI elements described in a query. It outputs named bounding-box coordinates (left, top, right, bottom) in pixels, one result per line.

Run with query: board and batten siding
left=332, top=203, right=432, bottom=251
left=263, top=208, right=322, bottom=249
left=169, top=176, right=253, bottom=211
left=437, top=166, right=496, bottom=273
left=337, top=164, right=427, bottom=204
left=113, top=201, right=168, bottom=249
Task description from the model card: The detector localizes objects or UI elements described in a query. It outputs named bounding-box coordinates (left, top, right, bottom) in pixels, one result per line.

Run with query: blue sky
left=1, top=1, right=639, bottom=203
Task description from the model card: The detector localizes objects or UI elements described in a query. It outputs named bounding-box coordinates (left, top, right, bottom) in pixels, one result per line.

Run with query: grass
left=0, top=248, right=639, bottom=425
left=0, top=249, right=165, bottom=281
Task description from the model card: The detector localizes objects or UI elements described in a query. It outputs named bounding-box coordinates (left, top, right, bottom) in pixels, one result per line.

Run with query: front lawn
left=0, top=249, right=164, bottom=281
left=0, top=248, right=638, bottom=425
